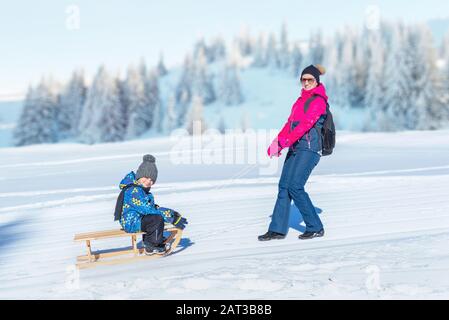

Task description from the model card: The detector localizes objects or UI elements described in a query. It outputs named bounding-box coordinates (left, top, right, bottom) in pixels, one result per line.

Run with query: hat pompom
left=315, top=64, right=326, bottom=75
left=143, top=154, right=156, bottom=163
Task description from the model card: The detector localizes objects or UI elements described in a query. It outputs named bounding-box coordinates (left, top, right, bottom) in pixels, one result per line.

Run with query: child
left=118, top=154, right=187, bottom=255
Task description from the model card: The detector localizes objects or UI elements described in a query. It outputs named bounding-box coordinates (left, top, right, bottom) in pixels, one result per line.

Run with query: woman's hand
left=267, top=139, right=283, bottom=158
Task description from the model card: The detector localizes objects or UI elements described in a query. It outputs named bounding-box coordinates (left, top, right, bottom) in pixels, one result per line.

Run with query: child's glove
left=172, top=211, right=188, bottom=230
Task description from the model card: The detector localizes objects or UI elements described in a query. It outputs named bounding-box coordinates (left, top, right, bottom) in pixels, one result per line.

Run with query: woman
left=259, top=64, right=327, bottom=241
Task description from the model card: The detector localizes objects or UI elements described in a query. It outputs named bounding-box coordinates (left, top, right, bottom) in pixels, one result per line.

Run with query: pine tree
left=79, top=66, right=126, bottom=143
left=279, top=22, right=290, bottom=70
left=157, top=53, right=168, bottom=77
left=253, top=33, right=268, bottom=68
left=322, top=34, right=340, bottom=101
left=14, top=79, right=59, bottom=146
left=219, top=62, right=244, bottom=106
left=266, top=33, right=280, bottom=69
left=14, top=86, right=37, bottom=146
left=175, top=55, right=194, bottom=109
left=57, top=70, right=86, bottom=138
left=236, top=27, right=254, bottom=56
left=192, top=47, right=216, bottom=105
left=308, top=30, right=325, bottom=64
left=217, top=114, right=226, bottom=134
left=440, top=31, right=449, bottom=59
left=165, top=93, right=177, bottom=133
left=364, top=31, right=387, bottom=131
left=209, top=36, right=227, bottom=62
left=186, top=95, right=207, bottom=135
left=147, top=70, right=163, bottom=133
left=124, top=64, right=153, bottom=138
left=413, top=25, right=445, bottom=130
left=382, top=23, right=414, bottom=130
left=290, top=43, right=304, bottom=77
left=336, top=29, right=357, bottom=108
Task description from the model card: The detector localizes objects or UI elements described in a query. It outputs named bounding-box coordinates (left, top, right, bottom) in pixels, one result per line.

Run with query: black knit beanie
left=136, top=154, right=158, bottom=183
left=301, top=64, right=325, bottom=84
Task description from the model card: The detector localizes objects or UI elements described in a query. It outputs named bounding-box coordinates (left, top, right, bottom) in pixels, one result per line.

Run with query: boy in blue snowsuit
left=119, top=154, right=188, bottom=255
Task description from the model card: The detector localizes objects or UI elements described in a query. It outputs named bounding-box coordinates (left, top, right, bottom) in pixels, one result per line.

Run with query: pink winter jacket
left=268, top=84, right=328, bottom=156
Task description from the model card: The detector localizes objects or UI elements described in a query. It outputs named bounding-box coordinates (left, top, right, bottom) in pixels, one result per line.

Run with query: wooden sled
left=74, top=224, right=182, bottom=269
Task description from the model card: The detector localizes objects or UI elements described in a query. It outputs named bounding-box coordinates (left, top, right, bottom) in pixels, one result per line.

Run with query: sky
left=1, top=0, right=448, bottom=100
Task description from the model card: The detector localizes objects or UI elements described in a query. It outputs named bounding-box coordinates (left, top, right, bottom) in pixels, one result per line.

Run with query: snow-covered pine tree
left=147, top=69, right=163, bottom=133
left=382, top=23, right=414, bottom=131
left=164, top=93, right=177, bottom=133
left=364, top=30, right=387, bottom=131
left=175, top=54, right=194, bottom=108
left=290, top=43, right=304, bottom=78
left=253, top=33, right=268, bottom=68
left=440, top=31, right=449, bottom=59
left=219, top=62, right=244, bottom=106
left=192, top=47, right=216, bottom=105
left=157, top=53, right=168, bottom=77
left=236, top=27, right=254, bottom=57
left=336, top=29, right=357, bottom=108
left=186, top=95, right=207, bottom=135
left=14, top=79, right=59, bottom=146
left=266, top=33, right=280, bottom=69
left=176, top=87, right=190, bottom=128
left=78, top=66, right=126, bottom=143
left=209, top=36, right=227, bottom=62
left=279, top=22, right=290, bottom=70
left=14, top=86, right=37, bottom=146
left=57, top=70, right=86, bottom=138
left=308, top=30, right=325, bottom=65
left=352, top=28, right=371, bottom=108
left=217, top=114, right=226, bottom=134
left=124, top=64, right=152, bottom=138
left=322, top=34, right=340, bottom=101
left=413, top=25, right=447, bottom=130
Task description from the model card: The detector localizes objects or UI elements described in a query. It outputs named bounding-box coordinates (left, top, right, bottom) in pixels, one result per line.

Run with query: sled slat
left=74, top=227, right=182, bottom=269
left=74, top=224, right=175, bottom=241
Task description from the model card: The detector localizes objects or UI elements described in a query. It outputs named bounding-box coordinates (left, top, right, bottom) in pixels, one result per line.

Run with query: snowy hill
left=1, top=129, right=449, bottom=299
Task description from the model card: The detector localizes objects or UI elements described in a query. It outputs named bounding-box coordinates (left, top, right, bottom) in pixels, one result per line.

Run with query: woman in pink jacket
left=259, top=64, right=327, bottom=241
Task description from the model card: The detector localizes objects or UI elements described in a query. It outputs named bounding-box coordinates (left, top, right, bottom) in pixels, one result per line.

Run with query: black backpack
left=304, top=94, right=336, bottom=156
left=114, top=184, right=140, bottom=221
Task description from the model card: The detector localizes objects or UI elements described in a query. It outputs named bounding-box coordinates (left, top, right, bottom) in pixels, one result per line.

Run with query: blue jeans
left=269, top=150, right=322, bottom=234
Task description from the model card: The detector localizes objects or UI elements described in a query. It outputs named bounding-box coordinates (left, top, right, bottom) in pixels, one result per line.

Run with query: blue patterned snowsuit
left=119, top=171, right=176, bottom=233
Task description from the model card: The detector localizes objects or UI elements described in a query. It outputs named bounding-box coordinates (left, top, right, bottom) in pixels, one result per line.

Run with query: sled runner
left=74, top=224, right=182, bottom=269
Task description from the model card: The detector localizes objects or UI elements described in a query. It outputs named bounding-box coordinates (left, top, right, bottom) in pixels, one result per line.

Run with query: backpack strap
left=304, top=94, right=328, bottom=113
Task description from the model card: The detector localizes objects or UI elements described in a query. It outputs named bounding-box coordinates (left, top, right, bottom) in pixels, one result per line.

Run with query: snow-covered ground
left=1, top=129, right=449, bottom=299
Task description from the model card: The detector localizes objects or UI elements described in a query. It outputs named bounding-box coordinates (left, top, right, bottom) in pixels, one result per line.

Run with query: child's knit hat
left=136, top=154, right=158, bottom=183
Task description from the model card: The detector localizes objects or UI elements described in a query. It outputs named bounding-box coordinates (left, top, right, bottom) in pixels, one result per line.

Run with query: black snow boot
left=298, top=229, right=324, bottom=240
left=258, top=231, right=286, bottom=241
left=144, top=243, right=168, bottom=255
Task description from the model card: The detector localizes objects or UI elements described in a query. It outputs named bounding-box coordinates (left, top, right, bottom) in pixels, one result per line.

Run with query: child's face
left=138, top=177, right=153, bottom=188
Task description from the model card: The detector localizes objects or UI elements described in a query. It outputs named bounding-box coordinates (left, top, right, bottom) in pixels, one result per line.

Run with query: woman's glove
left=172, top=211, right=188, bottom=230
left=267, top=139, right=283, bottom=157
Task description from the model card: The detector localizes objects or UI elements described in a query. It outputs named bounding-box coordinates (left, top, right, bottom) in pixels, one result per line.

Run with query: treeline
left=14, top=22, right=449, bottom=146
